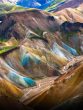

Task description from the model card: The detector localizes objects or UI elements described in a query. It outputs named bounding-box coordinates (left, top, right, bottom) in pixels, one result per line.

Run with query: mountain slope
left=55, top=4, right=83, bottom=22
left=0, top=2, right=83, bottom=110
left=46, top=0, right=83, bottom=12
left=0, top=9, right=60, bottom=39
left=52, top=4, right=83, bottom=54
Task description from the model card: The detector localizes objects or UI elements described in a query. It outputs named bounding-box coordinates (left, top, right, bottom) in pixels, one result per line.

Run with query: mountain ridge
left=0, top=1, right=83, bottom=110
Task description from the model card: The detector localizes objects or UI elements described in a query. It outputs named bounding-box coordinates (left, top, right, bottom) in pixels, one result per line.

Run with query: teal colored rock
left=23, top=77, right=36, bottom=87
left=62, top=42, right=78, bottom=56
left=21, top=54, right=31, bottom=66
left=8, top=71, right=36, bottom=87
left=8, top=72, right=27, bottom=87
left=21, top=52, right=41, bottom=66
left=8, top=72, right=19, bottom=82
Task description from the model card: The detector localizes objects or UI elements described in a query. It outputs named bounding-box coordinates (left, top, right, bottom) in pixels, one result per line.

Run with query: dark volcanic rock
left=52, top=95, right=83, bottom=110
left=0, top=96, right=33, bottom=110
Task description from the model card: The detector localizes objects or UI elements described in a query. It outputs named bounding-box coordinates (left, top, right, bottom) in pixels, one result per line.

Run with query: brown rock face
left=55, top=4, right=83, bottom=23
left=21, top=57, right=83, bottom=110
left=0, top=9, right=60, bottom=40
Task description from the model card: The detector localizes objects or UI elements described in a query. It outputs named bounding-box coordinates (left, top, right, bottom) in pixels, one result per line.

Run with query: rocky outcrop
left=0, top=9, right=60, bottom=40
left=55, top=4, right=83, bottom=22
left=21, top=56, right=83, bottom=110
left=53, top=4, right=83, bottom=54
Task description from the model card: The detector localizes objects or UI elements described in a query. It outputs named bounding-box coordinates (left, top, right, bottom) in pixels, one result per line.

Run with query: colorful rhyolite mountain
left=0, top=1, right=83, bottom=110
